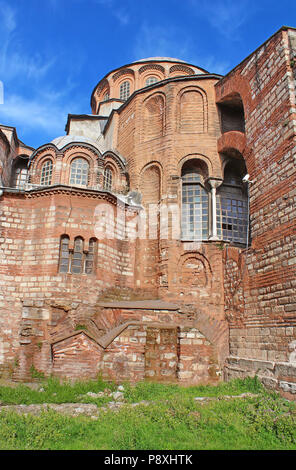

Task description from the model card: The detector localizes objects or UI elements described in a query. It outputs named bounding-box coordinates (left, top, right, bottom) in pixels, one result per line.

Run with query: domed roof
left=134, top=57, right=188, bottom=64
left=51, top=135, right=102, bottom=152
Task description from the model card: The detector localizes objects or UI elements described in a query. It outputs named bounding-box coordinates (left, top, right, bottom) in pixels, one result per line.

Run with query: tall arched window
left=59, top=235, right=70, bottom=273
left=69, top=158, right=89, bottom=186
left=85, top=238, right=96, bottom=274
left=181, top=160, right=209, bottom=240
left=145, top=76, right=158, bottom=86
left=103, top=91, right=110, bottom=101
left=103, top=167, right=113, bottom=191
left=40, top=160, right=53, bottom=186
left=71, top=237, right=84, bottom=274
left=120, top=81, right=130, bottom=100
left=216, top=161, right=249, bottom=245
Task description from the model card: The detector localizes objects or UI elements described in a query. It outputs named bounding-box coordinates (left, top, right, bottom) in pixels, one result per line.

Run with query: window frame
left=119, top=80, right=131, bottom=101
left=145, top=76, right=159, bottom=87
left=181, top=167, right=209, bottom=241
left=69, top=157, right=90, bottom=187
left=103, top=166, right=113, bottom=191
left=40, top=159, right=53, bottom=186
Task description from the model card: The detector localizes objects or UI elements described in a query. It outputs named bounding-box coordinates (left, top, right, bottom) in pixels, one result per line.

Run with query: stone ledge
left=96, top=300, right=180, bottom=310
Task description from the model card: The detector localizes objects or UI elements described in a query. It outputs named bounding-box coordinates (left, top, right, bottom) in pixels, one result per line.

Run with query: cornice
left=22, top=184, right=139, bottom=211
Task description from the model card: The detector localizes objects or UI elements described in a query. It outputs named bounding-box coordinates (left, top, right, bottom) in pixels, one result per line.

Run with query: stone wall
left=216, top=27, right=296, bottom=393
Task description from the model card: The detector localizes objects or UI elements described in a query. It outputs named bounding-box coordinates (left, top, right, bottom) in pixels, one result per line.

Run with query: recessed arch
left=178, top=154, right=213, bottom=177
left=177, top=85, right=208, bottom=134
left=142, top=92, right=166, bottom=142
left=10, top=155, right=29, bottom=189
left=139, top=162, right=162, bottom=205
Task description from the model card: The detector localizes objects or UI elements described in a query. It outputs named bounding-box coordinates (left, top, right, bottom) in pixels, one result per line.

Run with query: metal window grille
left=181, top=171, right=209, bottom=240
left=120, top=81, right=130, bottom=100
left=145, top=76, right=158, bottom=86
left=217, top=186, right=248, bottom=245
left=71, top=237, right=84, bottom=274
left=69, top=158, right=89, bottom=186
left=85, top=238, right=96, bottom=274
left=40, top=160, right=53, bottom=186
left=103, top=167, right=113, bottom=191
left=59, top=236, right=70, bottom=273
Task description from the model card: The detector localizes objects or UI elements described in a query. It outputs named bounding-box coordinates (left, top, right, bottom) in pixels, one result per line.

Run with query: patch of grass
left=0, top=377, right=295, bottom=450
left=74, top=324, right=88, bottom=331
left=30, top=365, right=45, bottom=380
left=123, top=375, right=265, bottom=403
left=0, top=376, right=117, bottom=406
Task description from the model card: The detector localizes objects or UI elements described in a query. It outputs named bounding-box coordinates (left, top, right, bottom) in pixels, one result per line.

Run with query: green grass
left=0, top=377, right=295, bottom=450
left=0, top=376, right=117, bottom=406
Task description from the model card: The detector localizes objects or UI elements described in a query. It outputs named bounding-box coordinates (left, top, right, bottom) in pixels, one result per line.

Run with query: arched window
left=120, top=81, right=130, bottom=100
left=85, top=238, right=96, bottom=274
left=40, top=160, right=53, bottom=186
left=59, top=235, right=96, bottom=274
left=181, top=160, right=209, bottom=240
left=71, top=237, right=84, bottom=274
left=216, top=161, right=249, bottom=245
left=103, top=92, right=109, bottom=101
left=69, top=158, right=89, bottom=186
left=145, top=76, right=158, bottom=86
left=103, top=167, right=113, bottom=191
left=59, top=235, right=70, bottom=273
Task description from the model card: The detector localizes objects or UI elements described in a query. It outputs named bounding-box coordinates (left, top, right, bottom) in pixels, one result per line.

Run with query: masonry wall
left=216, top=27, right=296, bottom=395
left=0, top=189, right=137, bottom=378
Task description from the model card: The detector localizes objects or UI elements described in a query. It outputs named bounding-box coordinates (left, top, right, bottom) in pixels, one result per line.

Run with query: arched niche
left=142, top=93, right=165, bottom=142
left=178, top=86, right=207, bottom=134
left=217, top=93, right=245, bottom=134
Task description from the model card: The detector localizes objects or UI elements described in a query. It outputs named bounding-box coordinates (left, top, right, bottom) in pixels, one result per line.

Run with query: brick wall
left=216, top=27, right=296, bottom=395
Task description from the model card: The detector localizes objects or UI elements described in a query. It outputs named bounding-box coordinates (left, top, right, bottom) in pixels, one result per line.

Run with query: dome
left=51, top=135, right=102, bottom=153
left=133, top=57, right=188, bottom=64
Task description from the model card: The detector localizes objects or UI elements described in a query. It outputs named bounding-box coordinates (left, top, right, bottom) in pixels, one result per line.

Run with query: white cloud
left=192, top=0, right=254, bottom=39
left=0, top=93, right=67, bottom=135
left=133, top=24, right=192, bottom=62
left=0, top=1, right=16, bottom=33
left=93, top=0, right=130, bottom=25
left=0, top=2, right=56, bottom=83
left=132, top=23, right=230, bottom=75
left=0, top=1, right=85, bottom=146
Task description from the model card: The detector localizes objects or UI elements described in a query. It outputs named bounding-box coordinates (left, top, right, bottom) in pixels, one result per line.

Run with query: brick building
left=0, top=26, right=295, bottom=397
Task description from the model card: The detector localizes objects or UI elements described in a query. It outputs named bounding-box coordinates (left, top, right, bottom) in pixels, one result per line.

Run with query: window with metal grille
left=85, top=238, right=96, bottom=274
left=40, top=160, right=53, bottom=186
left=59, top=235, right=70, bottom=273
left=181, top=166, right=209, bottom=240
left=103, top=167, right=113, bottom=191
left=69, top=158, right=89, bottom=186
left=71, top=237, right=84, bottom=274
left=59, top=236, right=96, bottom=274
left=103, top=92, right=109, bottom=101
left=216, top=165, right=249, bottom=245
left=119, top=81, right=130, bottom=100
left=145, top=76, right=158, bottom=86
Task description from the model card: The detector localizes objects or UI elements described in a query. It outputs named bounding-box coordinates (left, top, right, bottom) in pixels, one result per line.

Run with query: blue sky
left=0, top=0, right=295, bottom=149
